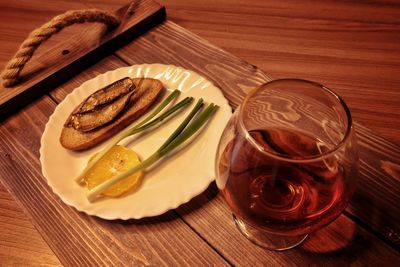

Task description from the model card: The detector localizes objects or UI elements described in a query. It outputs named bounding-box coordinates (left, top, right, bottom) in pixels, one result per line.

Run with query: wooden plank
left=1, top=1, right=399, bottom=265
left=115, top=20, right=400, bottom=252
left=115, top=23, right=272, bottom=108
left=0, top=1, right=90, bottom=69
left=0, top=182, right=62, bottom=267
left=43, top=32, right=400, bottom=264
left=164, top=0, right=400, bottom=143
left=0, top=0, right=165, bottom=118
left=49, top=56, right=124, bottom=102
left=177, top=184, right=400, bottom=266
left=346, top=123, right=400, bottom=249
left=0, top=57, right=229, bottom=266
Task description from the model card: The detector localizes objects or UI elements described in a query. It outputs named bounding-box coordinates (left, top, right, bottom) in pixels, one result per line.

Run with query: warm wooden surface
left=0, top=0, right=399, bottom=266
left=0, top=183, right=61, bottom=266
left=164, top=0, right=400, bottom=144
left=0, top=0, right=165, bottom=117
left=1, top=0, right=398, bottom=140
left=1, top=41, right=399, bottom=265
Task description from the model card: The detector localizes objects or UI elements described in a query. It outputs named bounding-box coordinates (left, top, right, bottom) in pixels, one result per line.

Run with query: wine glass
left=215, top=79, right=358, bottom=250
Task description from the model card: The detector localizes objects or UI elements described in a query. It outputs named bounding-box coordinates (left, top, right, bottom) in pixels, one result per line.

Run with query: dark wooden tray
left=0, top=0, right=165, bottom=118
left=0, top=3, right=399, bottom=264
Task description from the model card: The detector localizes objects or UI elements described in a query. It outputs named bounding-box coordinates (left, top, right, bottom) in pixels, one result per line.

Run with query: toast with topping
left=60, top=77, right=164, bottom=151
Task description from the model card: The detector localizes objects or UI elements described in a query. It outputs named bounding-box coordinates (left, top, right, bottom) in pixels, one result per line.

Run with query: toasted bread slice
left=60, top=78, right=164, bottom=151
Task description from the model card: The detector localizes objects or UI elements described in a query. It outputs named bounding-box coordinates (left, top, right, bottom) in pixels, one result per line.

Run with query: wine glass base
left=233, top=215, right=308, bottom=251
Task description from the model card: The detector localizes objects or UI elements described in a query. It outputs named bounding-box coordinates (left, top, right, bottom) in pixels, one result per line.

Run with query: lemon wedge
left=83, top=145, right=144, bottom=197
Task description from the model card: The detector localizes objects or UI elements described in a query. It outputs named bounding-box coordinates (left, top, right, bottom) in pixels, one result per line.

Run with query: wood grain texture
left=115, top=19, right=400, bottom=251
left=0, top=183, right=62, bottom=267
left=0, top=0, right=399, bottom=265
left=41, top=24, right=400, bottom=263
left=0, top=0, right=165, bottom=118
left=50, top=56, right=125, bottom=102
left=115, top=23, right=272, bottom=108
left=0, top=60, right=229, bottom=266
left=162, top=0, right=400, bottom=144
left=39, top=18, right=400, bottom=265
left=176, top=184, right=400, bottom=266
left=347, top=124, right=400, bottom=248
left=1, top=0, right=398, bottom=138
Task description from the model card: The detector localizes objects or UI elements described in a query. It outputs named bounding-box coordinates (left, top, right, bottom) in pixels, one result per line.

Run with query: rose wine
left=218, top=128, right=351, bottom=236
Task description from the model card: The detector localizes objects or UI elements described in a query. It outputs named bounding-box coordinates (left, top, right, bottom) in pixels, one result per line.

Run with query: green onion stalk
left=75, top=89, right=192, bottom=183
left=86, top=99, right=219, bottom=202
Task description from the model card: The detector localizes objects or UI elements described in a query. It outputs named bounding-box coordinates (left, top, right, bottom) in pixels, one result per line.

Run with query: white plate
left=40, top=64, right=232, bottom=220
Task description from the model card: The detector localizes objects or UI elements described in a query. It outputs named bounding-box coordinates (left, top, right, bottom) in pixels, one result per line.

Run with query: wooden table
left=0, top=0, right=399, bottom=266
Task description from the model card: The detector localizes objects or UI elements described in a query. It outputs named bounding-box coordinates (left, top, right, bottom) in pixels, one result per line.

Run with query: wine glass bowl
left=215, top=79, right=358, bottom=250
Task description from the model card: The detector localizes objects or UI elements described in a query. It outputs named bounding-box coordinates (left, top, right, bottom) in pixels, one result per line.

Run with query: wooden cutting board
left=0, top=0, right=165, bottom=118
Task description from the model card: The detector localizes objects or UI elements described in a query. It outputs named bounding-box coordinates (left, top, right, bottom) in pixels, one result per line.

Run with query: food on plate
left=75, top=90, right=190, bottom=184
left=83, top=145, right=144, bottom=197
left=60, top=77, right=164, bottom=151
left=86, top=99, right=219, bottom=202
left=66, top=77, right=135, bottom=132
left=62, top=78, right=220, bottom=201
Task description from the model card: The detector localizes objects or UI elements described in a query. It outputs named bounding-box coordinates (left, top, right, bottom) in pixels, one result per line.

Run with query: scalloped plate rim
left=39, top=63, right=232, bottom=220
